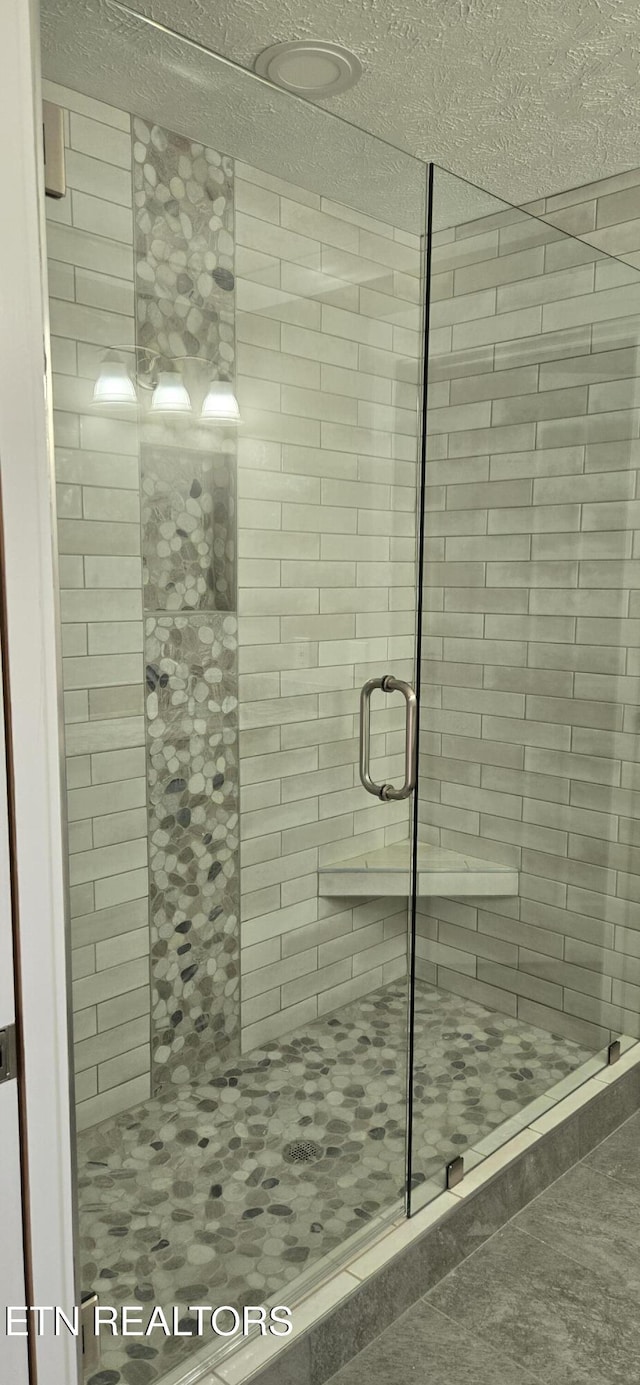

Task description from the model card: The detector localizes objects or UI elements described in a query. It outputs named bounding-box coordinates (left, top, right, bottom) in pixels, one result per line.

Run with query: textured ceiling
left=44, top=0, right=640, bottom=206
left=42, top=0, right=516, bottom=232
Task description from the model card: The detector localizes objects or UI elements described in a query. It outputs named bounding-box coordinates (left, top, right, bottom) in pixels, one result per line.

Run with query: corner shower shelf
left=318, top=843, right=518, bottom=899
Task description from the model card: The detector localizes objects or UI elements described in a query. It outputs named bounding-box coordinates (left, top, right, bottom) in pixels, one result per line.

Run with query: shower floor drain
left=283, top=1139, right=323, bottom=1165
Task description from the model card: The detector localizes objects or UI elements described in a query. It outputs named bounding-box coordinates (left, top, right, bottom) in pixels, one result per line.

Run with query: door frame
left=0, top=0, right=78, bottom=1381
left=0, top=510, right=29, bottom=1385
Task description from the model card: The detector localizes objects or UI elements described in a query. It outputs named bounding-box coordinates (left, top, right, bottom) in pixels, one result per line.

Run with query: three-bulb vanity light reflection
left=92, top=352, right=241, bottom=423
left=92, top=355, right=137, bottom=407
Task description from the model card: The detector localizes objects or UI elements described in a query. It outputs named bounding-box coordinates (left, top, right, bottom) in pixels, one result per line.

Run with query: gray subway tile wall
left=46, top=68, right=640, bottom=1131
left=48, top=83, right=244, bottom=1121
left=45, top=81, right=150, bottom=1129
left=46, top=79, right=424, bottom=1120
left=418, top=172, right=640, bottom=1049
left=235, top=164, right=422, bottom=1051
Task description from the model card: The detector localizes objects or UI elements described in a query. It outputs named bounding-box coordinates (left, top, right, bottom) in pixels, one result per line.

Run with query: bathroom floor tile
left=513, top=1160, right=640, bottom=1298
left=583, top=1108, right=640, bottom=1192
left=427, top=1222, right=640, bottom=1384
left=326, top=1299, right=545, bottom=1385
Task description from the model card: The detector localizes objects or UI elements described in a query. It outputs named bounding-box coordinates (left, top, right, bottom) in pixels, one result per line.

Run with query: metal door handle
left=359, top=675, right=417, bottom=801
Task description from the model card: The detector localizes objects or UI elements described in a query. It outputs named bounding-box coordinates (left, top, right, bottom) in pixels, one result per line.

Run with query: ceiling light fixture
left=254, top=41, right=362, bottom=98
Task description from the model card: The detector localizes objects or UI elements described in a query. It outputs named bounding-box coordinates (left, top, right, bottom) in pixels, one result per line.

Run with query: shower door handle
left=359, top=675, right=418, bottom=801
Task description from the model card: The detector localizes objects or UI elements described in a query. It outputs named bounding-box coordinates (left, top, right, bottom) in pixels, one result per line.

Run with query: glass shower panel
left=410, top=162, right=640, bottom=1211
left=39, top=3, right=429, bottom=1379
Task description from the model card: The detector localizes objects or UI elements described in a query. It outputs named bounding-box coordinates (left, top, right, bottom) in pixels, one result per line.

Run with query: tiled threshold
left=155, top=1037, right=640, bottom=1385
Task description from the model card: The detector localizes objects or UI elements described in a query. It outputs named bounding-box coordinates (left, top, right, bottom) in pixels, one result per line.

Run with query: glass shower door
left=410, top=161, right=640, bottom=1211
left=39, top=5, right=430, bottom=1379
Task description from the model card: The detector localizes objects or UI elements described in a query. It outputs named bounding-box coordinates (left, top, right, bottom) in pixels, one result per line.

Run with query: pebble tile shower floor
left=78, top=979, right=593, bottom=1384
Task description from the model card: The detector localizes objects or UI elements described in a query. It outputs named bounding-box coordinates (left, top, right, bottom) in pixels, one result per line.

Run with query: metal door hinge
left=43, top=101, right=66, bottom=199
left=0, top=1023, right=17, bottom=1083
left=446, top=1154, right=464, bottom=1190
left=608, top=1038, right=621, bottom=1065
left=81, top=1292, right=100, bottom=1373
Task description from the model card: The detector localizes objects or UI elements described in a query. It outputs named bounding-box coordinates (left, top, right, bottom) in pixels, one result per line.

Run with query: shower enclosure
left=37, top=2, right=640, bottom=1382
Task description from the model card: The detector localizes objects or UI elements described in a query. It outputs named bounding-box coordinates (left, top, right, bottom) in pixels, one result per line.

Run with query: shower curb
left=227, top=1054, right=640, bottom=1385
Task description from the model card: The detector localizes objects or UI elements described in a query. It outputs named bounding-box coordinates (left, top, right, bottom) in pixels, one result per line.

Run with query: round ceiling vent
left=254, top=41, right=362, bottom=98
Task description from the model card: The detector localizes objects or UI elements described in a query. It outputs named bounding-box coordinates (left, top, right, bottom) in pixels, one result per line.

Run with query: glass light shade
left=150, top=371, right=192, bottom=415
left=92, top=358, right=137, bottom=406
left=201, top=380, right=241, bottom=423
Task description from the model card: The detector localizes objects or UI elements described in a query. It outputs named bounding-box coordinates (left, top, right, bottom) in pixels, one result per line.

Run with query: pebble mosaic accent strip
left=141, top=443, right=235, bottom=612
left=78, top=979, right=591, bottom=1383
left=134, top=116, right=236, bottom=613
left=146, top=614, right=240, bottom=1091
left=134, top=117, right=241, bottom=1096
left=133, top=116, right=234, bottom=371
